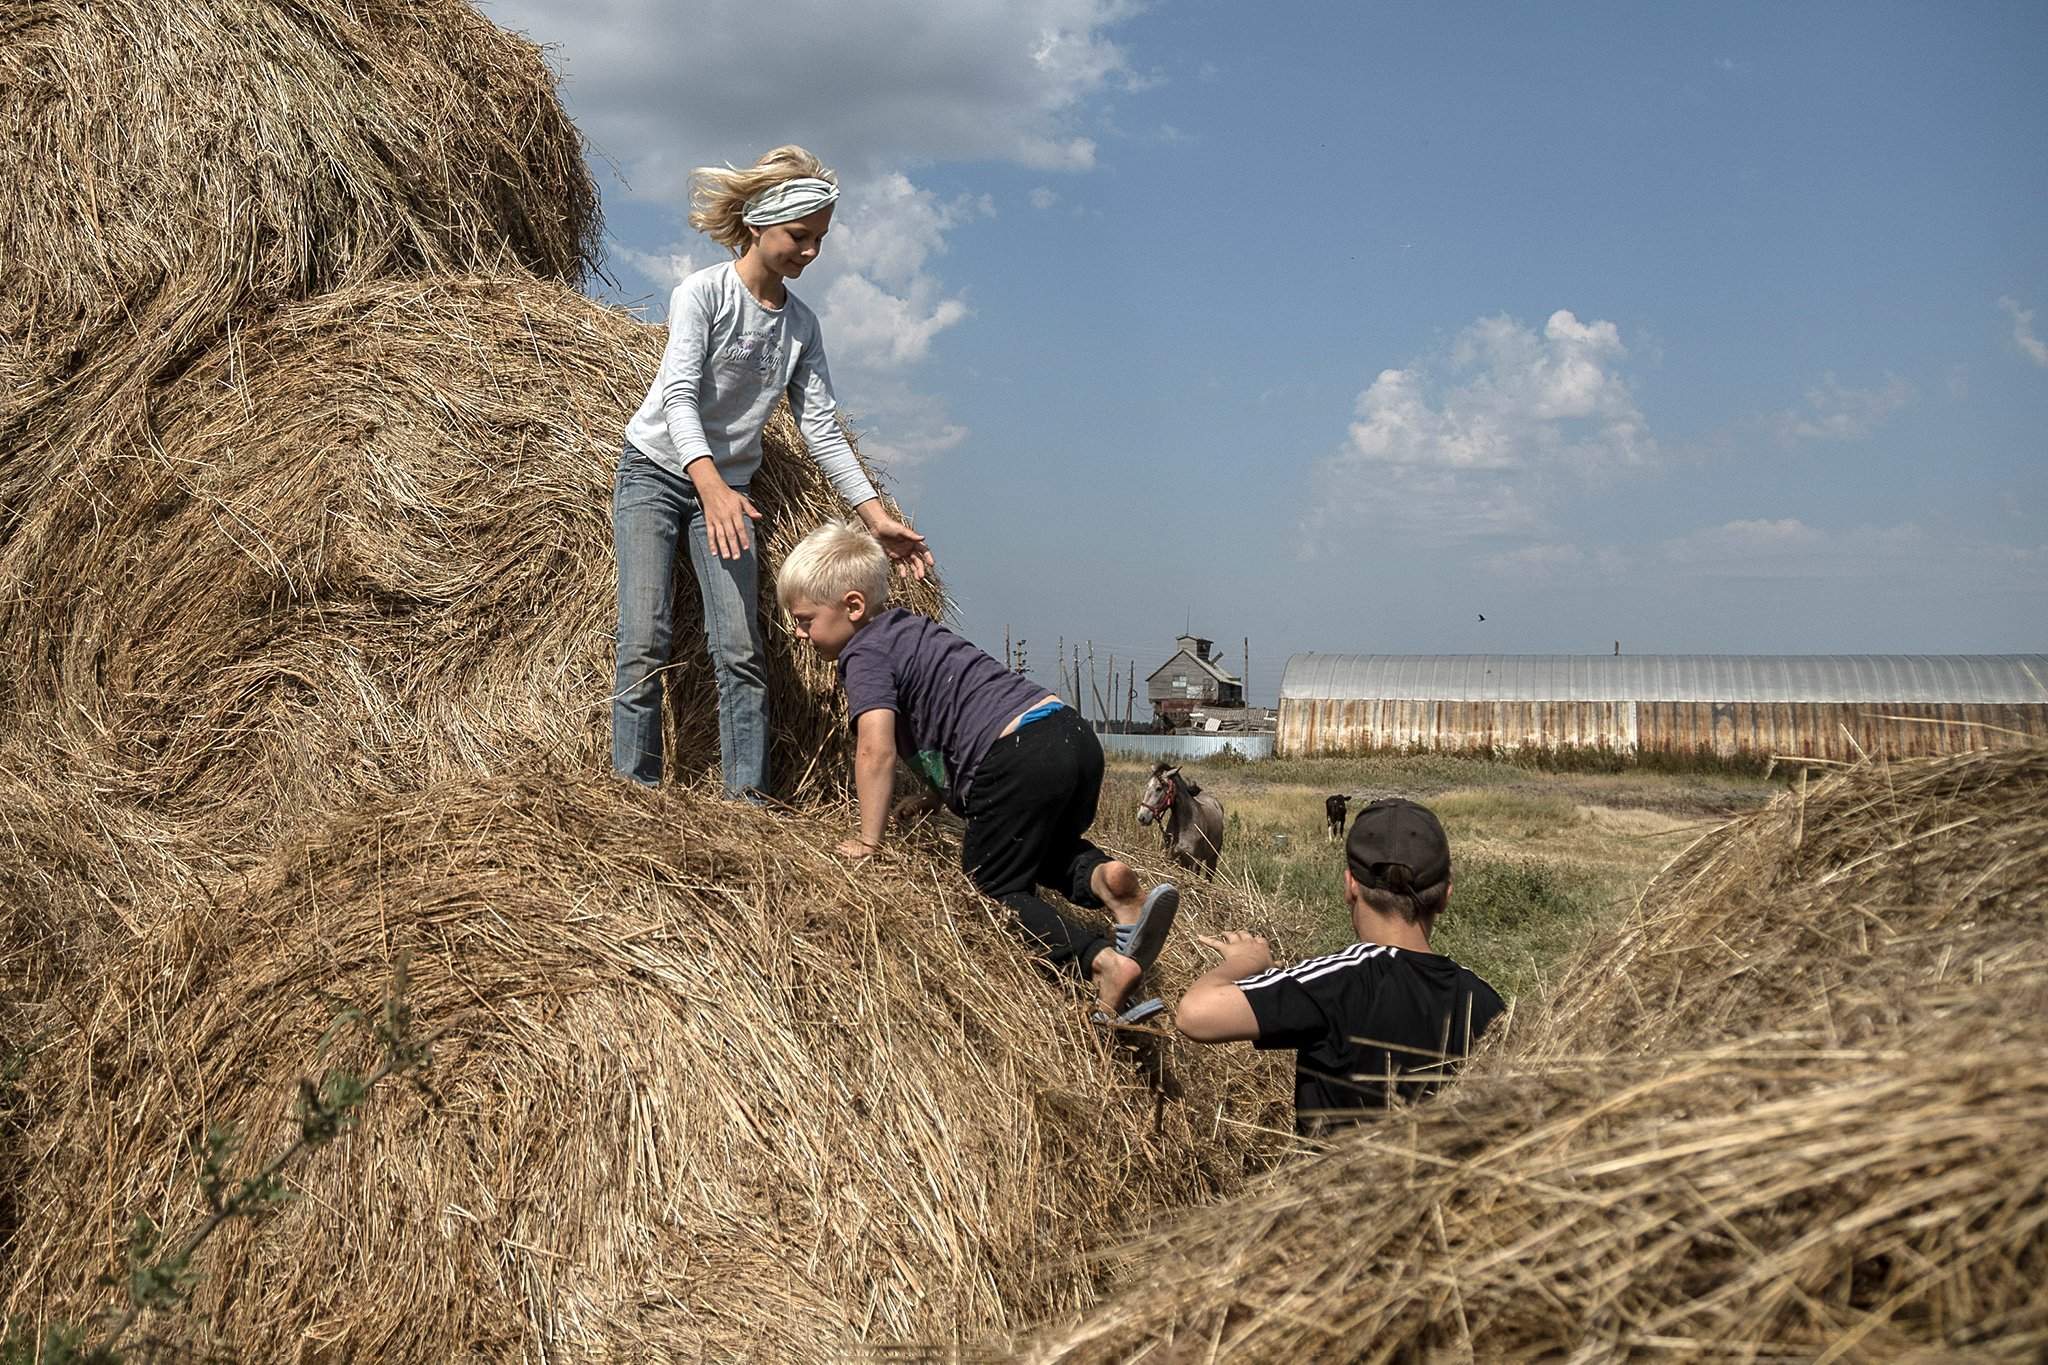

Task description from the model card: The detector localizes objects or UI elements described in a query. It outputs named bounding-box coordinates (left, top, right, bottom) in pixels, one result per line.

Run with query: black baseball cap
left=1345, top=798, right=1451, bottom=892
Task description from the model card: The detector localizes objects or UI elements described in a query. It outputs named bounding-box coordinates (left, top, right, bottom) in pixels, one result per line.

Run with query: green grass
left=1102, top=751, right=1768, bottom=1001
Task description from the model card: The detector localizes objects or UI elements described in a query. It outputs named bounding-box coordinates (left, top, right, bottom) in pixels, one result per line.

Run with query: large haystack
left=1013, top=747, right=2048, bottom=1363
left=0, top=275, right=941, bottom=826
left=2, top=773, right=1283, bottom=1362
left=1518, top=745, right=2048, bottom=1058
left=0, top=0, right=597, bottom=515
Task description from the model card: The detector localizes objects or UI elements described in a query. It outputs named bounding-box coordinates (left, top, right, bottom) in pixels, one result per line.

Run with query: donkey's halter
left=1139, top=775, right=1177, bottom=822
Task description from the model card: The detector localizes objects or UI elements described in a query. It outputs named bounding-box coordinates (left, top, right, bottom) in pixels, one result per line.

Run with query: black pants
left=959, top=707, right=1114, bottom=977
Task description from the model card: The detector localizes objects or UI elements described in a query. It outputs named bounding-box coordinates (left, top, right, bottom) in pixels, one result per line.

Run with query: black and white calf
left=1325, top=793, right=1349, bottom=841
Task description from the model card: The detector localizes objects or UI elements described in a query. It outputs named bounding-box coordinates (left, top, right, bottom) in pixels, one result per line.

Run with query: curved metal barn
left=1277, top=654, right=2048, bottom=761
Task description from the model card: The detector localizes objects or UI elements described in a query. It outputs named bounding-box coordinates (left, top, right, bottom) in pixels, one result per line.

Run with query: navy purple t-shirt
left=837, top=608, right=1052, bottom=813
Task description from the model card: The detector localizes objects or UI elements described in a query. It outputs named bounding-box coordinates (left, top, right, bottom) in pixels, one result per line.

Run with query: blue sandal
left=1111, top=884, right=1180, bottom=970
left=1092, top=996, right=1166, bottom=1028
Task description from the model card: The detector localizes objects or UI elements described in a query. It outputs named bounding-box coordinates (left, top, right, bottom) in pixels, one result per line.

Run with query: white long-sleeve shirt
left=624, top=262, right=877, bottom=507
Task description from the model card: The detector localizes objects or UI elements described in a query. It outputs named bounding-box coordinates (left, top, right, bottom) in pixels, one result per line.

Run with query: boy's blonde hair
left=689, top=145, right=837, bottom=255
left=778, top=521, right=891, bottom=609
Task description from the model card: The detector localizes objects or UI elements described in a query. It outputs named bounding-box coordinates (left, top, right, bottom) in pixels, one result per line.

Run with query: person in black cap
left=1174, top=797, right=1505, bottom=1137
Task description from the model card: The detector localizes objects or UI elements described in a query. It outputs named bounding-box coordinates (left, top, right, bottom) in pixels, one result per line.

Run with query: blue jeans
left=611, top=440, right=769, bottom=795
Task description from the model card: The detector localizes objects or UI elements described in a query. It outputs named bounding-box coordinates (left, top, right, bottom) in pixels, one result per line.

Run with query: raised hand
left=858, top=506, right=935, bottom=579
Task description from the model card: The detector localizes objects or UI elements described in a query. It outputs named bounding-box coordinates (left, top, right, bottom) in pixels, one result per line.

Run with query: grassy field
left=1097, top=754, right=1776, bottom=999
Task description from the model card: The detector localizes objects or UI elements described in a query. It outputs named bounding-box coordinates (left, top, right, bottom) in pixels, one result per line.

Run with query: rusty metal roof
left=1279, top=654, right=2048, bottom=704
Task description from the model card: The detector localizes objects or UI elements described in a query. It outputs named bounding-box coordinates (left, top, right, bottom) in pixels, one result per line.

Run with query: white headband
left=741, top=177, right=840, bottom=226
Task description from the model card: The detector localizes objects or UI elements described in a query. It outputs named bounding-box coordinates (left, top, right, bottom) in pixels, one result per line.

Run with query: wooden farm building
left=1277, top=653, right=2048, bottom=762
left=1147, top=634, right=1244, bottom=725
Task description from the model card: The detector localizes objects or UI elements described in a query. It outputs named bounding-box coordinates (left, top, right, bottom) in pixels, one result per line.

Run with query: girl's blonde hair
left=689, top=145, right=837, bottom=254
left=778, top=521, right=891, bottom=610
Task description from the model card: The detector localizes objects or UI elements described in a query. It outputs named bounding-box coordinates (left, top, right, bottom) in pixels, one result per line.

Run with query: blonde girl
left=612, top=145, right=933, bottom=795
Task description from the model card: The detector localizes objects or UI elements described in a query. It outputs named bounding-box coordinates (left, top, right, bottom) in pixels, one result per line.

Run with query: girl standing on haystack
left=612, top=145, right=934, bottom=797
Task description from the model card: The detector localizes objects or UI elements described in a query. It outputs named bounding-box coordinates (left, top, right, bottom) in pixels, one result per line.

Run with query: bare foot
left=1090, top=948, right=1143, bottom=1015
left=1091, top=860, right=1145, bottom=926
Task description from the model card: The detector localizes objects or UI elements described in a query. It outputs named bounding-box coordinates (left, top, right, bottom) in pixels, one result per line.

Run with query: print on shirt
left=718, top=331, right=782, bottom=377
left=912, top=748, right=948, bottom=793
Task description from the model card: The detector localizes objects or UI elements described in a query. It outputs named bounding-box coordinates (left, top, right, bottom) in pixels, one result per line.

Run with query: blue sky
left=486, top=0, right=2045, bottom=704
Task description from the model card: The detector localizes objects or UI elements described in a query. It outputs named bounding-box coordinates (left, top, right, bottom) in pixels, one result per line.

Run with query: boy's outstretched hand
left=1197, top=931, right=1274, bottom=975
left=836, top=836, right=880, bottom=859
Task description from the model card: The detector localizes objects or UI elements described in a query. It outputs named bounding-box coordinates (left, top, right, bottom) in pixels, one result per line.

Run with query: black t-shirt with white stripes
left=1239, top=941, right=1505, bottom=1137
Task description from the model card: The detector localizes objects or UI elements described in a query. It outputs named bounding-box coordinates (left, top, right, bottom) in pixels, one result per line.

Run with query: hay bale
left=2, top=773, right=1281, bottom=1361
left=1010, top=747, right=2048, bottom=1363
left=1022, top=1030, right=2048, bottom=1363
left=0, top=275, right=941, bottom=823
left=1519, top=744, right=2048, bottom=1059
left=0, top=0, right=597, bottom=516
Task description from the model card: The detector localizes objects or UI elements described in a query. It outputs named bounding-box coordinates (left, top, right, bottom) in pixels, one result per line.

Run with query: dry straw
left=3, top=773, right=1289, bottom=1362
left=0, top=276, right=942, bottom=831
left=0, top=0, right=599, bottom=534
left=1517, top=744, right=2048, bottom=1059
left=1014, top=745, right=2048, bottom=1363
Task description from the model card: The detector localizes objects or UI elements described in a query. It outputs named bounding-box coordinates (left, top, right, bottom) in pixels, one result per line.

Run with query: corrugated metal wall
left=1277, top=697, right=2048, bottom=761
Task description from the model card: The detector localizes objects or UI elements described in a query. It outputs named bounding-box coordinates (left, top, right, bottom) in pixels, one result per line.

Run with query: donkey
left=1137, top=762, right=1226, bottom=876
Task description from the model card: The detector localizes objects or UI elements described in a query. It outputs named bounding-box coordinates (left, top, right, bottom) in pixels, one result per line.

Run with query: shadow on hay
left=1002, top=745, right=2048, bottom=1364
left=2, top=771, right=1295, bottom=1363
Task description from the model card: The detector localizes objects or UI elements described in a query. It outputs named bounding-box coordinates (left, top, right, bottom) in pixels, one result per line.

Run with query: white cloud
left=1772, top=372, right=1913, bottom=442
left=1029, top=187, right=1060, bottom=211
left=821, top=274, right=971, bottom=371
left=483, top=0, right=1141, bottom=193
left=1307, top=309, right=1652, bottom=551
left=818, top=175, right=989, bottom=296
left=1998, top=296, right=2048, bottom=368
left=1344, top=310, right=1652, bottom=473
